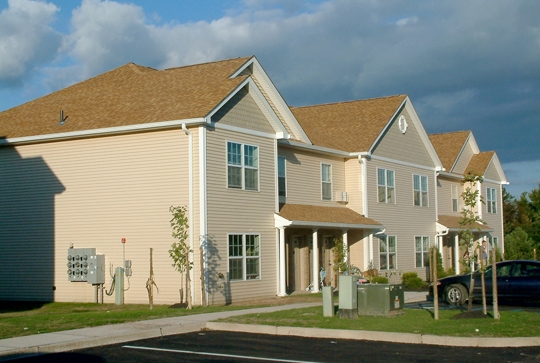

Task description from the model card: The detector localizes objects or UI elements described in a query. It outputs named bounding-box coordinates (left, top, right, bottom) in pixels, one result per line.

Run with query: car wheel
left=444, top=284, right=467, bottom=305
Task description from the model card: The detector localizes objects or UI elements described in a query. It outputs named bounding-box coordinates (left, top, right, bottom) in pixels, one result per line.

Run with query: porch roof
left=437, top=215, right=493, bottom=233
left=275, top=204, right=384, bottom=230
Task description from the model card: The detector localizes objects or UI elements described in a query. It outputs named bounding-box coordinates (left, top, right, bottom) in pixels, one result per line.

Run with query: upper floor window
left=451, top=184, right=459, bottom=212
left=487, top=187, right=497, bottom=214
left=228, top=234, right=260, bottom=281
left=278, top=156, right=286, bottom=197
left=413, top=174, right=428, bottom=207
left=415, top=236, right=430, bottom=268
left=379, top=235, right=396, bottom=270
left=227, top=142, right=259, bottom=191
left=378, top=168, right=395, bottom=203
left=321, top=163, right=332, bottom=200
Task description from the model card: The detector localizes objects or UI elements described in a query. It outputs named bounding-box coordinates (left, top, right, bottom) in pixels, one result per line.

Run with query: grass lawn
left=2, top=293, right=539, bottom=340
left=218, top=305, right=540, bottom=338
left=0, top=294, right=320, bottom=340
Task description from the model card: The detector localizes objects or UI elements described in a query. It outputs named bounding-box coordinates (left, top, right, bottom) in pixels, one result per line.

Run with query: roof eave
left=0, top=118, right=206, bottom=146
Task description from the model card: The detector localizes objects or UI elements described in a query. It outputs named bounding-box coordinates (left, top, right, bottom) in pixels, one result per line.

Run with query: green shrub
left=401, top=272, right=425, bottom=289
left=369, top=275, right=389, bottom=284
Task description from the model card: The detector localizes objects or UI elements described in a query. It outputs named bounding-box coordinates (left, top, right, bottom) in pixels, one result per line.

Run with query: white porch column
left=369, top=234, right=374, bottom=267
left=342, top=229, right=349, bottom=267
left=454, top=234, right=460, bottom=275
left=312, top=229, right=319, bottom=293
left=278, top=227, right=287, bottom=296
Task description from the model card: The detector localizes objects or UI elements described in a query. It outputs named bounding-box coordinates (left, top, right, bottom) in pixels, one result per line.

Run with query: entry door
left=288, top=236, right=307, bottom=292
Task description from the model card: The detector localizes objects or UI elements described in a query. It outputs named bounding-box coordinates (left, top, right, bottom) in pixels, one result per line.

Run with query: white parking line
left=123, top=345, right=326, bottom=363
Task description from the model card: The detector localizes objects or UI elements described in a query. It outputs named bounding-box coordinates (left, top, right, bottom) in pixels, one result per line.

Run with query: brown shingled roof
left=279, top=204, right=382, bottom=227
left=428, top=131, right=470, bottom=171
left=465, top=151, right=495, bottom=176
left=438, top=215, right=492, bottom=231
left=0, top=57, right=252, bottom=139
left=290, top=95, right=406, bottom=152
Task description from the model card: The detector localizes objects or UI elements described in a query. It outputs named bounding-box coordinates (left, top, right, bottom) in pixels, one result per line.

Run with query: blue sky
left=1, top=0, right=539, bottom=198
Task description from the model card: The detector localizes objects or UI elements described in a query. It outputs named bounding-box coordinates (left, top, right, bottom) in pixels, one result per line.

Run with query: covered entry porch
left=275, top=204, right=383, bottom=296
left=436, top=215, right=493, bottom=275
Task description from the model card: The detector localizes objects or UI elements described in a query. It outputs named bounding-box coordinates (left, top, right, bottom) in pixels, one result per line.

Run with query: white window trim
left=379, top=235, right=397, bottom=270
left=226, top=141, right=260, bottom=191
left=487, top=187, right=497, bottom=214
left=413, top=174, right=429, bottom=207
left=321, top=163, right=332, bottom=201
left=451, top=184, right=459, bottom=212
left=227, top=233, right=261, bottom=281
left=415, top=236, right=430, bottom=268
left=278, top=156, right=287, bottom=197
left=377, top=168, right=395, bottom=204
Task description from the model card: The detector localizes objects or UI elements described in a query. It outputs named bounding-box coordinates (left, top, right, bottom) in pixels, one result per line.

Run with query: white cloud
left=0, top=0, right=61, bottom=85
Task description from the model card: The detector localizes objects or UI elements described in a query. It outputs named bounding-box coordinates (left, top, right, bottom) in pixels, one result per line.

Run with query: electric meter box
left=67, top=248, right=96, bottom=282
left=88, top=254, right=105, bottom=284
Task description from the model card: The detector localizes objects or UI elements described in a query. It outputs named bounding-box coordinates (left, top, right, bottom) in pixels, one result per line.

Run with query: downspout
left=358, top=156, right=368, bottom=217
left=182, top=123, right=195, bottom=304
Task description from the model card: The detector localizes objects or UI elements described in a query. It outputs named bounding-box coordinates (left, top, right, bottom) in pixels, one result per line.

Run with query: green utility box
left=322, top=286, right=334, bottom=317
left=338, top=275, right=360, bottom=319
left=357, top=284, right=404, bottom=316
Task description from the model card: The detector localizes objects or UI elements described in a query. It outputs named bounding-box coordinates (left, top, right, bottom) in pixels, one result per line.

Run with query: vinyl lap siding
left=205, top=128, right=277, bottom=304
left=212, top=88, right=275, bottom=134
left=372, top=110, right=434, bottom=167
left=0, top=129, right=194, bottom=304
left=437, top=177, right=462, bottom=216
left=366, top=159, right=437, bottom=279
left=453, top=142, right=474, bottom=175
left=278, top=147, right=346, bottom=207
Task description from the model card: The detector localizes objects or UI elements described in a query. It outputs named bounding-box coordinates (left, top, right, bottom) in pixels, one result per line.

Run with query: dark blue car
left=430, top=260, right=540, bottom=305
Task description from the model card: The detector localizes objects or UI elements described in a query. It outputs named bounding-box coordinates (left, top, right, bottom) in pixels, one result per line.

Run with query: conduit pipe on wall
left=182, top=123, right=195, bottom=304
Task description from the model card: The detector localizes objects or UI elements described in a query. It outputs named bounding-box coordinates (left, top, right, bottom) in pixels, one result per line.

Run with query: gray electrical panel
left=87, top=254, right=105, bottom=284
left=67, top=248, right=105, bottom=284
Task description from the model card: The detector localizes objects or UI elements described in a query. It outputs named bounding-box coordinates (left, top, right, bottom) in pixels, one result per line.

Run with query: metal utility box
left=357, top=284, right=404, bottom=316
left=338, top=275, right=360, bottom=319
left=87, top=254, right=105, bottom=284
left=67, top=248, right=96, bottom=282
left=322, top=286, right=334, bottom=317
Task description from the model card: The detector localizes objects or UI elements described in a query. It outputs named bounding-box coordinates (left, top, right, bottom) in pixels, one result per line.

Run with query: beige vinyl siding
left=348, top=230, right=366, bottom=270
left=344, top=158, right=363, bottom=213
left=482, top=182, right=503, bottom=240
left=372, top=110, right=434, bottom=167
left=484, top=161, right=499, bottom=181
left=366, top=159, right=437, bottom=279
left=437, top=177, right=462, bottom=216
left=205, top=128, right=277, bottom=304
left=213, top=87, right=275, bottom=134
left=278, top=146, right=346, bottom=207
left=0, top=129, right=198, bottom=304
left=453, top=142, right=474, bottom=174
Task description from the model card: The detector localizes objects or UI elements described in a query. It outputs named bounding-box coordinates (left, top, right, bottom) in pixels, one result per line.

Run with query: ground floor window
left=415, top=236, right=430, bottom=268
left=379, top=236, right=396, bottom=270
left=228, top=234, right=260, bottom=280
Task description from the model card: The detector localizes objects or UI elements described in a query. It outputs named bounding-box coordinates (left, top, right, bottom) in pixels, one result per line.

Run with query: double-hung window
left=379, top=236, right=396, bottom=270
left=451, top=184, right=459, bottom=212
left=321, top=163, right=332, bottom=200
left=415, top=236, right=430, bottom=268
left=227, top=142, right=259, bottom=191
left=413, top=174, right=428, bottom=206
left=278, top=156, right=286, bottom=197
left=228, top=234, right=260, bottom=280
left=487, top=187, right=497, bottom=213
left=378, top=168, right=395, bottom=203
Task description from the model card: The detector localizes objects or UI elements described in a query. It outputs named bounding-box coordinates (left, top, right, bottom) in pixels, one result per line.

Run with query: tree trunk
left=432, top=247, right=439, bottom=320
left=492, top=246, right=500, bottom=319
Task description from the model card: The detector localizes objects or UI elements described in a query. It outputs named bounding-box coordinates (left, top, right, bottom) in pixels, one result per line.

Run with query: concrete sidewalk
left=1, top=291, right=538, bottom=361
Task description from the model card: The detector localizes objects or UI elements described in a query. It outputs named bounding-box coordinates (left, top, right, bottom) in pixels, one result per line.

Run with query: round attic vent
left=398, top=115, right=408, bottom=134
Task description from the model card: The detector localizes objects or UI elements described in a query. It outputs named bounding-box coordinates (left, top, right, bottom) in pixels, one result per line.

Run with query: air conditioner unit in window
left=335, top=191, right=349, bottom=203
